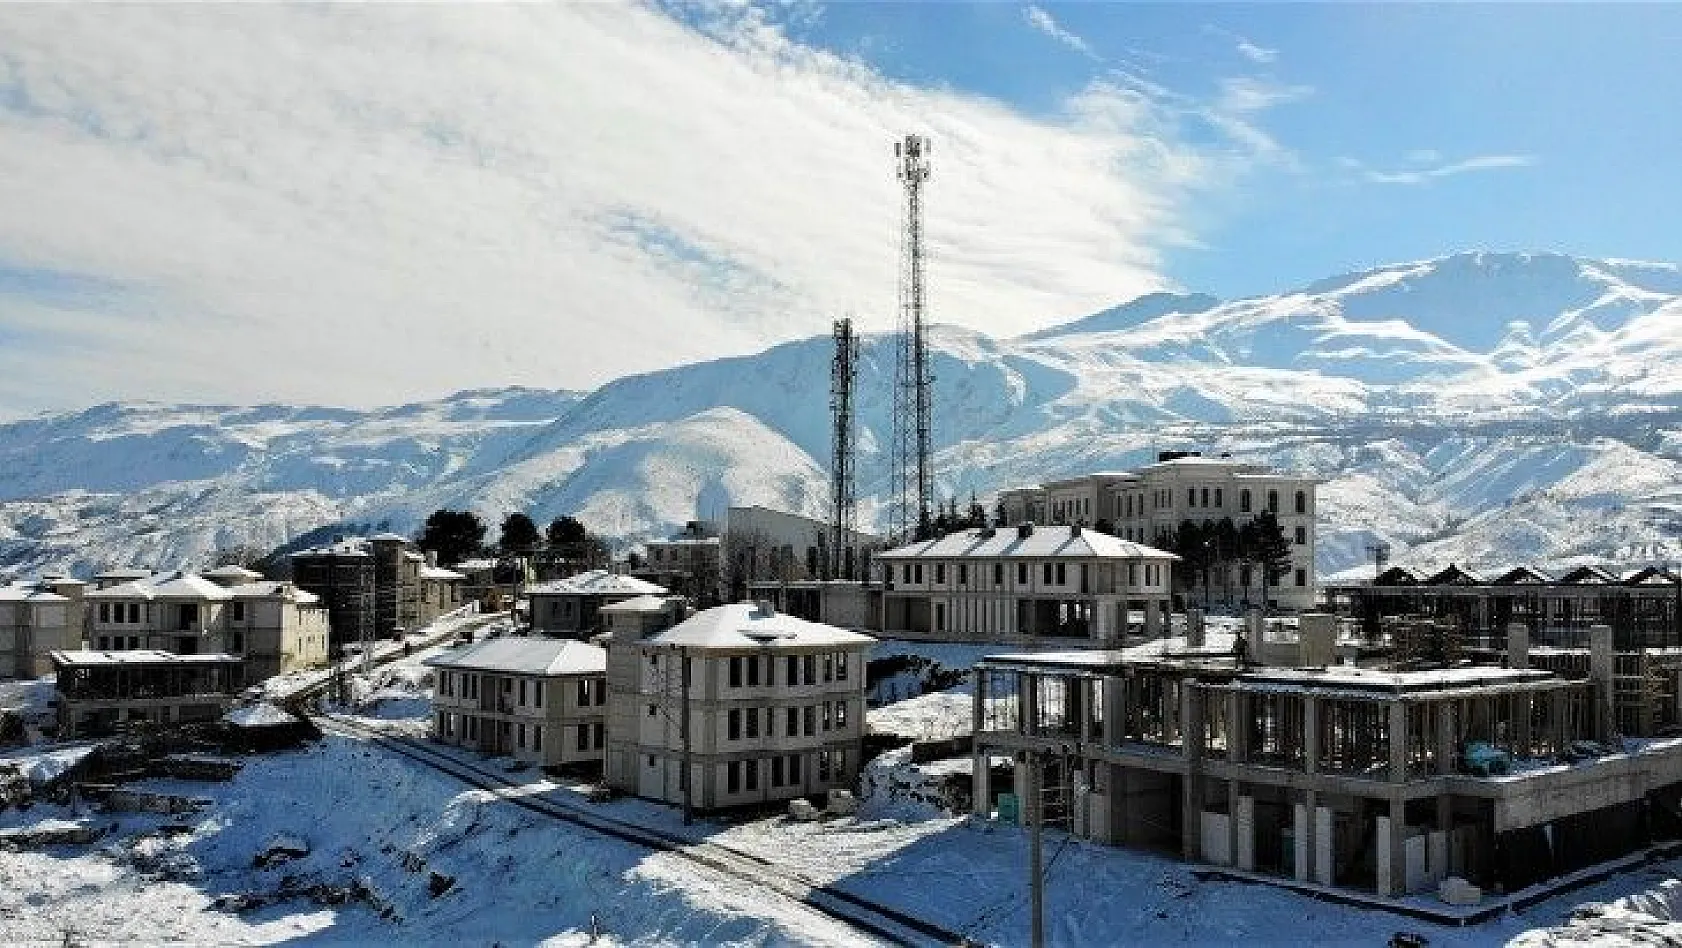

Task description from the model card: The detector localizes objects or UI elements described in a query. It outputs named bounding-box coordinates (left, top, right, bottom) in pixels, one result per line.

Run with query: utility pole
left=1027, top=748, right=1045, bottom=948
left=680, top=644, right=693, bottom=825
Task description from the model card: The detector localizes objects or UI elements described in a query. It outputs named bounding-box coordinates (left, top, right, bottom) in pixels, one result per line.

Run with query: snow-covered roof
left=643, top=602, right=874, bottom=650
left=94, top=568, right=152, bottom=581
left=527, top=570, right=668, bottom=597
left=878, top=525, right=1176, bottom=561
left=599, top=594, right=684, bottom=614
left=51, top=649, right=241, bottom=667
left=203, top=565, right=264, bottom=581
left=421, top=565, right=465, bottom=581
left=226, top=582, right=321, bottom=605
left=290, top=538, right=373, bottom=559
left=145, top=572, right=234, bottom=600
left=424, top=637, right=606, bottom=676
left=85, top=580, right=155, bottom=600
left=454, top=558, right=499, bottom=571
left=370, top=533, right=411, bottom=543
left=0, top=583, right=69, bottom=603
left=402, top=550, right=425, bottom=563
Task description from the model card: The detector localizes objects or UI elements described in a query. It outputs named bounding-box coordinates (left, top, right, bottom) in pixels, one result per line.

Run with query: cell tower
left=829, top=317, right=859, bottom=579
left=890, top=133, right=934, bottom=542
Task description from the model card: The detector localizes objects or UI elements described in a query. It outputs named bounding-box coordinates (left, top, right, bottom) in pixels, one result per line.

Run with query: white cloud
left=1023, top=5, right=1098, bottom=59
left=1235, top=39, right=1278, bottom=65
left=1346, top=153, right=1537, bottom=186
left=0, top=3, right=1268, bottom=416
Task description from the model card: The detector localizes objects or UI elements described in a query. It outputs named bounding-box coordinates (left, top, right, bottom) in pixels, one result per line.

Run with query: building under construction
left=972, top=612, right=1682, bottom=908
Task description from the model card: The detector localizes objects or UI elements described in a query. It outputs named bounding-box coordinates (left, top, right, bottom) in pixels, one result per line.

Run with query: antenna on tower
left=1366, top=541, right=1392, bottom=580
left=829, top=317, right=859, bottom=579
left=890, top=133, right=934, bottom=543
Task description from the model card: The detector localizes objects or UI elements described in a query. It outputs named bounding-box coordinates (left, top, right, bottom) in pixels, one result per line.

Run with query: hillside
left=3, top=250, right=1681, bottom=580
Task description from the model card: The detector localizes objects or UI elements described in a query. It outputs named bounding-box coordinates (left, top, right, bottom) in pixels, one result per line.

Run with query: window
left=902, top=565, right=912, bottom=584
left=128, top=603, right=140, bottom=623
left=746, top=708, right=759, bottom=738
left=745, top=759, right=759, bottom=791
left=935, top=564, right=945, bottom=584
left=648, top=704, right=658, bottom=717
left=772, top=756, right=785, bottom=787
left=1201, top=487, right=1210, bottom=507
left=593, top=721, right=603, bottom=748
left=835, top=701, right=848, bottom=729
left=1240, top=489, right=1252, bottom=513
left=803, top=655, right=816, bottom=685
left=958, top=564, right=968, bottom=585
left=649, top=653, right=658, bottom=668
left=836, top=653, right=847, bottom=680
left=577, top=723, right=589, bottom=751
left=98, top=603, right=109, bottom=623
left=520, top=679, right=528, bottom=706
left=231, top=602, right=245, bottom=622
left=818, top=750, right=832, bottom=781
left=822, top=702, right=832, bottom=731
left=1056, top=563, right=1066, bottom=586
left=1042, top=563, right=1053, bottom=584
left=787, top=706, right=799, bottom=735
left=748, top=656, right=760, bottom=687
left=1294, top=526, right=1307, bottom=545
left=1187, top=488, right=1196, bottom=507
left=1295, top=569, right=1307, bottom=587
left=787, top=655, right=797, bottom=685
left=789, top=753, right=802, bottom=784
left=913, top=564, right=923, bottom=584
left=935, top=603, right=945, bottom=632
left=535, top=682, right=544, bottom=708
left=516, top=723, right=525, bottom=748
left=97, top=636, right=109, bottom=650
left=729, top=657, right=742, bottom=688
left=803, top=706, right=816, bottom=736
left=993, top=563, right=1003, bottom=585
left=728, top=761, right=741, bottom=793
left=728, top=708, right=741, bottom=740
left=1128, top=564, right=1138, bottom=586
left=1215, top=488, right=1223, bottom=508
left=1017, top=564, right=1028, bottom=584
left=823, top=654, right=833, bottom=681
left=1268, top=490, right=1279, bottom=513
left=1295, top=490, right=1307, bottom=514
left=532, top=726, right=542, bottom=751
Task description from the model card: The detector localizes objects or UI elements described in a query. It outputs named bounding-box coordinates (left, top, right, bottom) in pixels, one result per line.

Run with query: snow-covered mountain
left=3, top=250, right=1681, bottom=581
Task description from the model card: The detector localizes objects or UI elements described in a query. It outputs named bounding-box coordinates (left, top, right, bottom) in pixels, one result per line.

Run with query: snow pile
left=223, top=703, right=298, bottom=728
left=1510, top=878, right=1682, bottom=946
left=3, top=746, right=95, bottom=787
left=858, top=746, right=966, bottom=821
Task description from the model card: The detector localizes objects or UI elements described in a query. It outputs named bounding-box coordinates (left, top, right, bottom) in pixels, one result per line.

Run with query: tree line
left=416, top=509, right=609, bottom=568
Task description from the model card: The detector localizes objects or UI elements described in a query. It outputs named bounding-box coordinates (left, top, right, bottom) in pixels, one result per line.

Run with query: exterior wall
left=0, top=601, right=77, bottom=678
left=229, top=600, right=330, bottom=680
left=291, top=555, right=376, bottom=646
left=610, top=643, right=869, bottom=810
left=725, top=506, right=883, bottom=594
left=431, top=668, right=608, bottom=768
left=879, top=552, right=1172, bottom=643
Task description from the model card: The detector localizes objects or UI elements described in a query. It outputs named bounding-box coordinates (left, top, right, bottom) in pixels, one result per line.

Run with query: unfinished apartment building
left=972, top=616, right=1682, bottom=904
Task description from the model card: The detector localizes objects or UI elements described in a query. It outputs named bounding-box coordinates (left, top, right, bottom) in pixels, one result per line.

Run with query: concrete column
left=1304, top=696, right=1320, bottom=775
left=1388, top=700, right=1408, bottom=782
left=973, top=674, right=991, bottom=817
left=1507, top=621, right=1530, bottom=669
left=1181, top=685, right=1204, bottom=861
left=1227, top=780, right=1243, bottom=871
left=1022, top=673, right=1038, bottom=736
left=1144, top=600, right=1162, bottom=639
left=1298, top=613, right=1336, bottom=667
left=1235, top=791, right=1255, bottom=871
left=1186, top=606, right=1205, bottom=648
left=1380, top=797, right=1407, bottom=897
left=1293, top=798, right=1311, bottom=882
left=1226, top=690, right=1245, bottom=763
left=1314, top=804, right=1334, bottom=886
left=1590, top=624, right=1615, bottom=740
left=1094, top=597, right=1116, bottom=644
left=1435, top=701, right=1456, bottom=775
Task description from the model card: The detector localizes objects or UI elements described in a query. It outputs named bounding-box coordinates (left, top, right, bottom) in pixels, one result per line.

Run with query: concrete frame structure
left=723, top=506, right=883, bottom=600
left=0, top=578, right=86, bottom=678
left=291, top=536, right=464, bottom=645
left=426, top=638, right=609, bottom=770
left=605, top=601, right=873, bottom=812
left=997, top=455, right=1320, bottom=611
left=526, top=570, right=669, bottom=638
left=875, top=523, right=1177, bottom=645
left=971, top=622, right=1682, bottom=900
left=639, top=521, right=723, bottom=606
left=52, top=649, right=243, bottom=738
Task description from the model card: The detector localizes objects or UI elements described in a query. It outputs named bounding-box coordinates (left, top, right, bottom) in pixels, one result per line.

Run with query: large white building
left=604, top=601, right=873, bottom=812
left=84, top=569, right=329, bottom=680
left=426, top=637, right=608, bottom=770
left=998, top=453, right=1319, bottom=610
left=876, top=523, right=1178, bottom=644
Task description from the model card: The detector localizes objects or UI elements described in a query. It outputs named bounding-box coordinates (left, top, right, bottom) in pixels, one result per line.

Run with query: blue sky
left=0, top=2, right=1679, bottom=416
left=786, top=2, right=1682, bottom=298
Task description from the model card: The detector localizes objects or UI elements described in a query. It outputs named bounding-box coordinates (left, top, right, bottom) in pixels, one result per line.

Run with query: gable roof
left=643, top=602, right=874, bottom=649
left=203, top=565, right=264, bottom=581
left=1492, top=565, right=1554, bottom=585
left=1623, top=566, right=1680, bottom=586
left=600, top=594, right=686, bottom=614
left=878, top=525, right=1175, bottom=561
left=424, top=637, right=605, bottom=676
left=1424, top=564, right=1485, bottom=586
left=1373, top=565, right=1426, bottom=586
left=527, top=570, right=668, bottom=597
left=0, top=583, right=69, bottom=604
left=1558, top=564, right=1621, bottom=585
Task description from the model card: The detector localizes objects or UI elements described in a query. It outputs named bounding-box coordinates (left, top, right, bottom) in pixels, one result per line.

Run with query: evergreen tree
left=499, top=512, right=541, bottom=553
left=545, top=515, right=589, bottom=548
left=1251, top=510, right=1294, bottom=608
left=417, top=509, right=486, bottom=566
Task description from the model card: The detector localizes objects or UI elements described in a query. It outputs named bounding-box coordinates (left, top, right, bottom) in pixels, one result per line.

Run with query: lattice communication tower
left=889, top=134, right=934, bottom=542
left=829, top=317, right=859, bottom=579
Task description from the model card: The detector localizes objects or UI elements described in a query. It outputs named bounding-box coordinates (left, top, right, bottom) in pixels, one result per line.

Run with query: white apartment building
left=84, top=570, right=329, bottom=679
left=426, top=638, right=608, bottom=770
left=605, top=601, right=873, bottom=812
left=876, top=523, right=1178, bottom=644
left=997, top=453, right=1319, bottom=611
